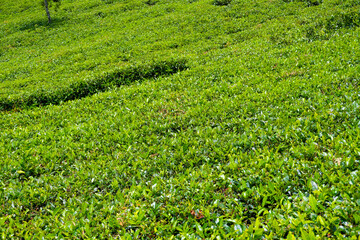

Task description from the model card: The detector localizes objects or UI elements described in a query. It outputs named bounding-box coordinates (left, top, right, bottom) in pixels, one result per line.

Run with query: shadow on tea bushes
left=0, top=59, right=188, bottom=111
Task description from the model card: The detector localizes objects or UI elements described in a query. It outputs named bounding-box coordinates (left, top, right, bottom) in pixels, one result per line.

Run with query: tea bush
left=0, top=0, right=359, bottom=238
left=213, top=0, right=232, bottom=6
left=0, top=59, right=187, bottom=110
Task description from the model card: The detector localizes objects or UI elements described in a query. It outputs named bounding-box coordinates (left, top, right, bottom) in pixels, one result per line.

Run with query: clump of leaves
left=307, top=0, right=322, bottom=6
left=144, top=0, right=158, bottom=6
left=283, top=0, right=322, bottom=6
left=41, top=0, right=62, bottom=10
left=213, top=0, right=232, bottom=6
left=101, top=0, right=116, bottom=4
left=305, top=8, right=360, bottom=41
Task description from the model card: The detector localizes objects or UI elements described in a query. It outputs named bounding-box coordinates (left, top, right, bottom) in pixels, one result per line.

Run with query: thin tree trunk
left=44, top=0, right=51, bottom=23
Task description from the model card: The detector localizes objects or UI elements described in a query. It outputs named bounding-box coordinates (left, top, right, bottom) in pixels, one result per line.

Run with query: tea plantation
left=0, top=0, right=359, bottom=238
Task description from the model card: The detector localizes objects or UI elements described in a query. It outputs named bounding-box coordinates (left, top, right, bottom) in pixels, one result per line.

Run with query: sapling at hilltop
left=43, top=0, right=61, bottom=23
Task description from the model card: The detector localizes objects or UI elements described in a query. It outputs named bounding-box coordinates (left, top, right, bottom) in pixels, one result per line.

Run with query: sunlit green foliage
left=0, top=0, right=359, bottom=238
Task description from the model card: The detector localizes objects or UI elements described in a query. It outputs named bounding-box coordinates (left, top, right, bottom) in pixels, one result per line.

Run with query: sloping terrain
left=0, top=0, right=359, bottom=238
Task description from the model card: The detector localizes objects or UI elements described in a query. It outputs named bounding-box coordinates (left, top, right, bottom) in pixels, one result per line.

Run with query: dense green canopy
left=0, top=0, right=359, bottom=238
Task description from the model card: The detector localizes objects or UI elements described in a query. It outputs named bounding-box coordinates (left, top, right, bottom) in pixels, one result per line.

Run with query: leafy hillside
left=0, top=0, right=359, bottom=238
